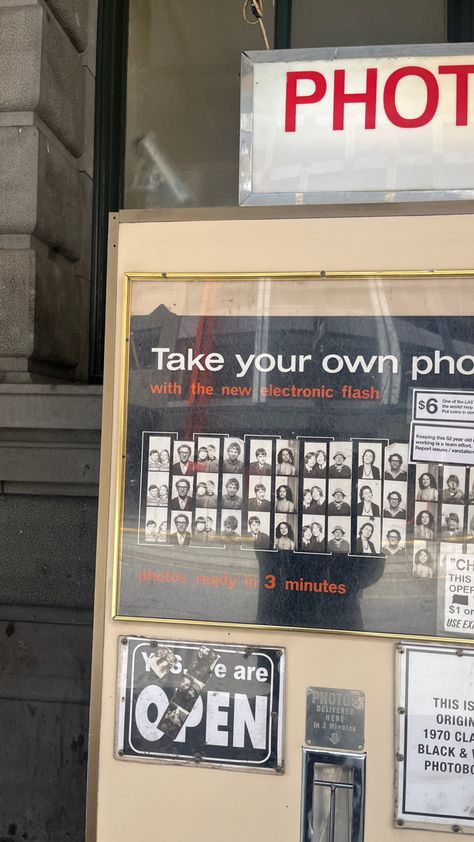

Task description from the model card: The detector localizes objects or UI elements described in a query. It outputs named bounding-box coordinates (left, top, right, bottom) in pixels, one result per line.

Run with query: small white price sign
left=413, top=389, right=474, bottom=424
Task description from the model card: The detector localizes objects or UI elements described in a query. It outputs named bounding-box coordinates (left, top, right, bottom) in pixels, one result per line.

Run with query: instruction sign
left=396, top=643, right=474, bottom=832
left=444, top=554, right=474, bottom=636
left=410, top=423, right=474, bottom=465
left=305, top=686, right=365, bottom=751
left=116, top=637, right=284, bottom=772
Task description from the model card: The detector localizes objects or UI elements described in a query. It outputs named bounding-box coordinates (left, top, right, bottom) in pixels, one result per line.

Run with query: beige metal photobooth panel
left=88, top=209, right=474, bottom=842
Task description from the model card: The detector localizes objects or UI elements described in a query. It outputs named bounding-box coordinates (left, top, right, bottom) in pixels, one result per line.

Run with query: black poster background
left=118, top=304, right=474, bottom=638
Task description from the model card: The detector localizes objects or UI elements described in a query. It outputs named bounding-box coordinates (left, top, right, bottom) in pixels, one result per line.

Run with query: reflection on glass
left=291, top=0, right=445, bottom=49
left=125, top=0, right=274, bottom=208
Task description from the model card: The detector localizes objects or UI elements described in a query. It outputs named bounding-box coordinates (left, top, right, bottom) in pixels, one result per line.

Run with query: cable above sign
left=239, top=44, right=474, bottom=206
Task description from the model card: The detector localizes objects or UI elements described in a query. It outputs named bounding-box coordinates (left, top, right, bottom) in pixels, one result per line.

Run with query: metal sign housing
left=240, top=44, right=474, bottom=206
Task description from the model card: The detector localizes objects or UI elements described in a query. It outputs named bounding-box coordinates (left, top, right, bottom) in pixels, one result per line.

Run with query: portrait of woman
left=276, top=448, right=296, bottom=477
left=157, top=484, right=169, bottom=506
left=357, top=448, right=380, bottom=479
left=442, top=473, right=465, bottom=503
left=417, top=472, right=438, bottom=502
left=469, top=479, right=474, bottom=504
left=275, top=485, right=295, bottom=513
left=413, top=548, right=434, bottom=578
left=357, top=485, right=380, bottom=517
left=310, top=521, right=325, bottom=552
left=274, top=521, right=295, bottom=551
left=195, top=481, right=209, bottom=507
left=303, top=451, right=319, bottom=477
left=309, top=485, right=326, bottom=514
left=356, top=521, right=377, bottom=555
left=469, top=513, right=474, bottom=537
left=301, top=489, right=313, bottom=512
left=156, top=521, right=168, bottom=544
left=415, top=510, right=436, bottom=540
left=196, top=446, right=209, bottom=472
left=159, top=449, right=170, bottom=470
left=300, top=524, right=312, bottom=549
left=313, top=449, right=328, bottom=478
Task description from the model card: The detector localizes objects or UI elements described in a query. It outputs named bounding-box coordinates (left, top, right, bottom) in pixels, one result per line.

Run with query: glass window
left=291, top=0, right=446, bottom=49
left=124, top=0, right=448, bottom=210
left=124, top=0, right=273, bottom=209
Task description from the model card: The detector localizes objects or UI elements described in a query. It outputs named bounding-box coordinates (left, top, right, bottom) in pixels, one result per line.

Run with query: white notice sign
left=410, top=423, right=474, bottom=465
left=396, top=643, right=474, bottom=832
left=444, top=555, right=474, bottom=636
left=413, top=390, right=474, bottom=424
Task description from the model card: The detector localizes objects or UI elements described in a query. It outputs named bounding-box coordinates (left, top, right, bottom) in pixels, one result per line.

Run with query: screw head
left=456, top=650, right=463, bottom=657
left=396, top=752, right=404, bottom=762
left=398, top=707, right=406, bottom=715
left=452, top=826, right=461, bottom=833
left=396, top=819, right=404, bottom=827
left=118, top=750, right=124, bottom=757
left=121, top=637, right=127, bottom=645
left=306, top=739, right=311, bottom=745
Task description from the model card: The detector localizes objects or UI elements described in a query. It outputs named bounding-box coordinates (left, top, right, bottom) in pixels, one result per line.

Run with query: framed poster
left=113, top=272, right=474, bottom=640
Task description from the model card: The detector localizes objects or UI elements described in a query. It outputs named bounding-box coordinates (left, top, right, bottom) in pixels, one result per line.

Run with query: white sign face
left=444, top=555, right=474, bottom=636
left=413, top=390, right=474, bottom=424
left=410, top=422, right=474, bottom=465
left=240, top=46, right=474, bottom=205
left=396, top=644, right=474, bottom=832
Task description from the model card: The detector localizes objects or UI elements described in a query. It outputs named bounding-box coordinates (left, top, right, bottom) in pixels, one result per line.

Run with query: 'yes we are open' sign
left=116, top=637, right=284, bottom=772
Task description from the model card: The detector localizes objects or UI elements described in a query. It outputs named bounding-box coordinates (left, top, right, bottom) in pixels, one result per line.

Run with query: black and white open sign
left=116, top=637, right=285, bottom=772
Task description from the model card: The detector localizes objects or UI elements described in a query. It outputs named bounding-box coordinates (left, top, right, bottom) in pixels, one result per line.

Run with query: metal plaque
left=306, top=686, right=365, bottom=751
left=395, top=642, right=474, bottom=834
left=116, top=636, right=285, bottom=772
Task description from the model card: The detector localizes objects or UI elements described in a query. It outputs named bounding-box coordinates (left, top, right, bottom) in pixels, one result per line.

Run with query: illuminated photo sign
left=239, top=45, right=474, bottom=205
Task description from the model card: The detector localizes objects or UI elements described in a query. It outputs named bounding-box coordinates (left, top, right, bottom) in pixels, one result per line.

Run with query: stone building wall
left=0, top=0, right=100, bottom=838
left=0, top=0, right=96, bottom=382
